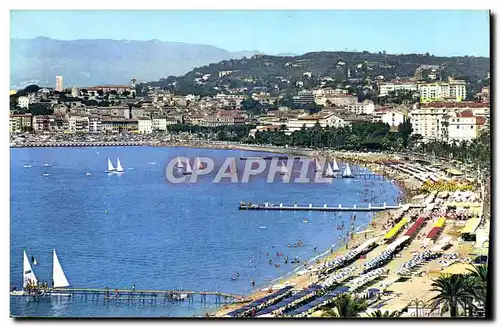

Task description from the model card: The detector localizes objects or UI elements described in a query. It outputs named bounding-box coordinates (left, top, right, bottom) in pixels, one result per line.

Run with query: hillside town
left=9, top=63, right=490, bottom=149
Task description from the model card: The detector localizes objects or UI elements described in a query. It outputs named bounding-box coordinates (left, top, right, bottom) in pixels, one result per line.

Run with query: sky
left=10, top=10, right=490, bottom=57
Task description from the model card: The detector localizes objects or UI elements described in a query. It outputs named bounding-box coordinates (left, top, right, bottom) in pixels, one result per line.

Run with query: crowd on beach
left=218, top=155, right=487, bottom=318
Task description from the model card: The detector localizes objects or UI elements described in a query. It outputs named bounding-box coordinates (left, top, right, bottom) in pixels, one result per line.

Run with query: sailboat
left=105, top=158, right=116, bottom=173
left=52, top=249, right=70, bottom=288
left=183, top=159, right=193, bottom=175
left=115, top=157, right=125, bottom=174
left=332, top=158, right=340, bottom=172
left=279, top=163, right=289, bottom=176
left=342, top=163, right=354, bottom=178
left=11, top=250, right=38, bottom=296
left=324, top=163, right=335, bottom=178
left=176, top=156, right=184, bottom=169
left=51, top=249, right=71, bottom=297
left=194, top=157, right=204, bottom=172
left=314, top=159, right=323, bottom=172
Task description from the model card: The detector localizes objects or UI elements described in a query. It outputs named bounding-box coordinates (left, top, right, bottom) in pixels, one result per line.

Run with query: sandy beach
left=212, top=150, right=427, bottom=317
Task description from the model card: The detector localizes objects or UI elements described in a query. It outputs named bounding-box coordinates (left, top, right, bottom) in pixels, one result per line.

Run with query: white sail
left=23, top=250, right=38, bottom=288
left=315, top=159, right=323, bottom=172
left=53, top=249, right=70, bottom=288
left=194, top=157, right=203, bottom=171
left=107, top=158, right=115, bottom=172
left=280, top=163, right=289, bottom=174
left=116, top=157, right=124, bottom=172
left=185, top=159, right=193, bottom=174
left=343, top=163, right=352, bottom=177
left=176, top=156, right=184, bottom=169
left=332, top=158, right=340, bottom=172
left=325, top=163, right=334, bottom=176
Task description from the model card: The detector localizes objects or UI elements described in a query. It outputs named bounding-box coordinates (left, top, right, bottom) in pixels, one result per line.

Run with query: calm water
left=10, top=146, right=400, bottom=317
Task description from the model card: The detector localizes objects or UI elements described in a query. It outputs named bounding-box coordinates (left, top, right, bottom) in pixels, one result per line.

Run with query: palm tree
left=466, top=264, right=488, bottom=307
left=367, top=309, right=402, bottom=318
left=321, top=293, right=368, bottom=317
left=429, top=274, right=473, bottom=317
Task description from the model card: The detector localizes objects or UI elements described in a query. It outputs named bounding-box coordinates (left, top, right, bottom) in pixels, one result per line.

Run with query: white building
left=17, top=96, right=30, bottom=108
left=378, top=81, right=418, bottom=97
left=152, top=116, right=167, bottom=131
left=138, top=118, right=153, bottom=134
left=55, top=76, right=64, bottom=92
left=68, top=115, right=89, bottom=133
left=286, top=112, right=349, bottom=133
left=381, top=110, right=406, bottom=127
left=417, top=79, right=466, bottom=103
left=409, top=102, right=489, bottom=142
left=10, top=117, right=20, bottom=133
left=71, top=87, right=80, bottom=98
left=446, top=111, right=487, bottom=143
left=89, top=116, right=102, bottom=134
left=346, top=100, right=375, bottom=115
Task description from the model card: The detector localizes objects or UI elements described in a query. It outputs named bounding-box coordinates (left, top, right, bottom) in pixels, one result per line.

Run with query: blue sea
left=10, top=146, right=400, bottom=317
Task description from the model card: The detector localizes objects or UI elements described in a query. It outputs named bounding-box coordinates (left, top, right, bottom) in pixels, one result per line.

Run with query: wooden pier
left=16, top=287, right=245, bottom=306
left=238, top=202, right=401, bottom=212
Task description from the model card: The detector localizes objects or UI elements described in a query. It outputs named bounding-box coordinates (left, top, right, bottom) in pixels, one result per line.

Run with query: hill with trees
left=140, top=51, right=490, bottom=100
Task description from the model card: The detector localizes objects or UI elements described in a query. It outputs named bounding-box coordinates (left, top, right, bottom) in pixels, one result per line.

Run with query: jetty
left=15, top=287, right=244, bottom=305
left=238, top=202, right=402, bottom=212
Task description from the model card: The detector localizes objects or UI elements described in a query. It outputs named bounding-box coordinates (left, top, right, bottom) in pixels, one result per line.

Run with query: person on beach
left=268, top=259, right=272, bottom=265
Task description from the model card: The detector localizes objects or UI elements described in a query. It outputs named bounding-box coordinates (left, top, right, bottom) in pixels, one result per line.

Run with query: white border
left=1, top=2, right=498, bottom=327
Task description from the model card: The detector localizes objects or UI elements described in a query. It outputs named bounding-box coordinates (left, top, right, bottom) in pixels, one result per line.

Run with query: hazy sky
left=10, top=10, right=490, bottom=56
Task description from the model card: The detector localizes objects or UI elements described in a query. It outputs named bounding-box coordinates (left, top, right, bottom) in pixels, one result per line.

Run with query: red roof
left=405, top=217, right=426, bottom=237
left=426, top=226, right=442, bottom=240
left=456, top=110, right=474, bottom=117
left=421, top=102, right=489, bottom=109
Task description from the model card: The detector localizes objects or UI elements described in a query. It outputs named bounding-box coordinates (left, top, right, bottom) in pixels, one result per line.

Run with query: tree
left=466, top=264, right=488, bottom=308
left=24, top=84, right=40, bottom=94
left=321, top=293, right=368, bottom=317
left=398, top=118, right=412, bottom=148
left=429, top=274, right=474, bottom=317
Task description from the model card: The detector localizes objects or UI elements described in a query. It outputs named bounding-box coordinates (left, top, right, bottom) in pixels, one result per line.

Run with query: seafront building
left=409, top=102, right=489, bottom=143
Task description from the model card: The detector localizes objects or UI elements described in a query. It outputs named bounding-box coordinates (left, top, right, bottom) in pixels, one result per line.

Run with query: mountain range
left=10, top=37, right=260, bottom=89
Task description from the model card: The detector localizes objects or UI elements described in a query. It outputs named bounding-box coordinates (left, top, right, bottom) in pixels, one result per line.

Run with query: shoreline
left=209, top=151, right=419, bottom=317
left=14, top=141, right=428, bottom=317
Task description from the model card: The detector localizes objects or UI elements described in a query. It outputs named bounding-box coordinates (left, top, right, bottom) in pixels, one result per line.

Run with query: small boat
left=324, top=163, right=335, bottom=178
left=279, top=163, right=289, bottom=176
left=331, top=158, right=340, bottom=172
left=259, top=226, right=266, bottom=229
left=52, top=249, right=70, bottom=289
left=173, top=293, right=188, bottom=301
left=303, top=220, right=309, bottom=223
left=10, top=250, right=38, bottom=296
left=342, top=163, right=354, bottom=178
left=115, top=157, right=125, bottom=175
left=105, top=158, right=116, bottom=173
left=128, top=168, right=134, bottom=170
left=314, top=159, right=323, bottom=172
left=23, top=164, right=32, bottom=168
left=149, top=161, right=156, bottom=165
left=42, top=173, right=51, bottom=177
left=183, top=160, right=193, bottom=175
left=43, top=163, right=52, bottom=167
left=176, top=157, right=184, bottom=169
left=86, top=172, right=92, bottom=176
left=194, top=157, right=204, bottom=172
